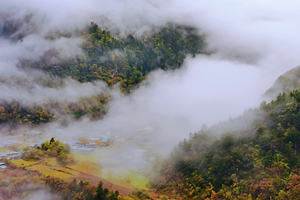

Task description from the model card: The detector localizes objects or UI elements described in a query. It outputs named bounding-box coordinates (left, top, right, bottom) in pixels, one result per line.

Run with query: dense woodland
left=4, top=20, right=300, bottom=199
left=20, top=22, right=203, bottom=92
left=152, top=91, right=300, bottom=199
left=0, top=22, right=204, bottom=126
left=0, top=94, right=109, bottom=126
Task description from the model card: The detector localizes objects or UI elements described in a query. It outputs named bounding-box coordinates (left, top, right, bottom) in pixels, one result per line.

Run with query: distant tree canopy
left=1, top=22, right=204, bottom=127
left=0, top=102, right=55, bottom=125
left=0, top=94, right=109, bottom=126
left=24, top=137, right=74, bottom=166
left=20, top=22, right=204, bottom=93
left=153, top=90, right=300, bottom=199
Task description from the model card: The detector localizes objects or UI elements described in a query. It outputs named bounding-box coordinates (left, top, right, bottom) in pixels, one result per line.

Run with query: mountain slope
left=265, top=65, right=300, bottom=99
left=152, top=78, right=300, bottom=199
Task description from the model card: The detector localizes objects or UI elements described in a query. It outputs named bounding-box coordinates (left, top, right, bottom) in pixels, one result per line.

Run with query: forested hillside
left=0, top=22, right=204, bottom=127
left=20, top=22, right=203, bottom=92
left=152, top=90, right=300, bottom=199
left=266, top=66, right=300, bottom=99
left=3, top=0, right=300, bottom=200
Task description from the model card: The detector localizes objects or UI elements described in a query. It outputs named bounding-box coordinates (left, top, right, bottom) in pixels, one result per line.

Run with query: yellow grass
left=68, top=161, right=100, bottom=175
left=128, top=171, right=149, bottom=190
left=122, top=197, right=135, bottom=200
left=11, top=159, right=40, bottom=167
left=27, top=164, right=74, bottom=179
left=58, top=166, right=81, bottom=176
left=96, top=168, right=149, bottom=190
left=44, top=157, right=57, bottom=166
left=72, top=152, right=97, bottom=162
left=13, top=157, right=81, bottom=179
left=11, top=151, right=149, bottom=191
left=72, top=151, right=149, bottom=190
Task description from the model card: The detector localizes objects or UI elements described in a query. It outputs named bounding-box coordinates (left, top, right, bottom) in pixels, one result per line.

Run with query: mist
left=2, top=0, right=300, bottom=146
left=24, top=190, right=62, bottom=200
left=1, top=1, right=300, bottom=193
left=0, top=78, right=108, bottom=105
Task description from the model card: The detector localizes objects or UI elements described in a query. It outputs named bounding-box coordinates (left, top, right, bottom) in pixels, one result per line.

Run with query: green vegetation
left=1, top=22, right=203, bottom=127
left=153, top=90, right=300, bottom=199
left=5, top=142, right=123, bottom=199
left=128, top=171, right=149, bottom=190
left=8, top=19, right=300, bottom=199
left=0, top=102, right=55, bottom=125
left=44, top=178, right=121, bottom=200
left=23, top=137, right=75, bottom=166
left=22, top=22, right=203, bottom=93
left=0, top=163, right=121, bottom=200
left=0, top=94, right=109, bottom=126
left=266, top=66, right=300, bottom=98
left=131, top=190, right=150, bottom=200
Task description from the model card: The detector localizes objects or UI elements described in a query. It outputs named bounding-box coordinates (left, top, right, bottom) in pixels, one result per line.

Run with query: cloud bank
left=1, top=0, right=300, bottom=155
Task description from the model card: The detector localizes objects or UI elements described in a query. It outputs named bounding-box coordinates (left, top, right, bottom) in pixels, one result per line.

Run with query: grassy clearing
left=68, top=161, right=100, bottom=175
left=34, top=165, right=73, bottom=178
left=27, top=164, right=66, bottom=178
left=72, top=152, right=97, bottom=162
left=12, top=151, right=149, bottom=191
left=13, top=157, right=80, bottom=179
left=58, top=166, right=81, bottom=176
left=27, top=164, right=74, bottom=178
left=73, top=151, right=149, bottom=190
left=128, top=171, right=149, bottom=190
left=11, top=159, right=40, bottom=167
left=43, top=157, right=57, bottom=166
left=97, top=168, right=149, bottom=190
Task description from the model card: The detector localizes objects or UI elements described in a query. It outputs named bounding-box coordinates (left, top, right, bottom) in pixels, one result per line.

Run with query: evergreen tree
left=95, top=181, right=107, bottom=200
left=50, top=137, right=55, bottom=144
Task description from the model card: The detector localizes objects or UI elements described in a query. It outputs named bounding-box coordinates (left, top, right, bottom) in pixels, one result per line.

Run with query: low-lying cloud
left=0, top=79, right=108, bottom=105
left=1, top=0, right=300, bottom=157
left=42, top=55, right=263, bottom=155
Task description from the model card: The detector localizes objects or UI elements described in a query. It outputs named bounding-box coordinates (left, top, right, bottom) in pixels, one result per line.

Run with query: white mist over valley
left=1, top=1, right=300, bottom=199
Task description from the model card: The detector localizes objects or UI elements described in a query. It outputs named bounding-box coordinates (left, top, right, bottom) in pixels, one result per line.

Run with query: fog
left=37, top=55, right=261, bottom=155
left=1, top=0, right=300, bottom=185
left=24, top=190, right=62, bottom=200
left=0, top=78, right=108, bottom=105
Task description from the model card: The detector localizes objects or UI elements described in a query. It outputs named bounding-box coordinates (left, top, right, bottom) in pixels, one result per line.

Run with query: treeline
left=0, top=163, right=120, bottom=200
left=153, top=90, right=300, bottom=199
left=0, top=102, right=55, bottom=125
left=45, top=178, right=120, bottom=200
left=20, top=22, right=204, bottom=93
left=0, top=94, right=109, bottom=126
left=3, top=22, right=203, bottom=127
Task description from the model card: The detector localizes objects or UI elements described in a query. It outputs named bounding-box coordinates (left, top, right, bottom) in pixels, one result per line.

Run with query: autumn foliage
left=153, top=91, right=300, bottom=199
